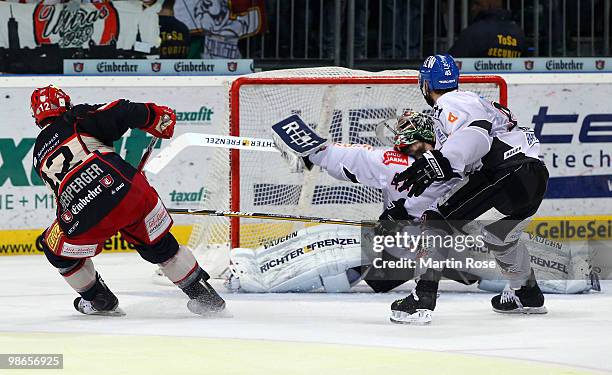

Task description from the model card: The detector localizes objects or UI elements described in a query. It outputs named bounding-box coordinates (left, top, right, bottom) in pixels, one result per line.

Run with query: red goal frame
left=228, top=75, right=508, bottom=248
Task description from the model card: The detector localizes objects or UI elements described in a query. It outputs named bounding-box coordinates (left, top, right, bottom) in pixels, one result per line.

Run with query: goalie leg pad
left=478, top=233, right=596, bottom=294
left=321, top=272, right=352, bottom=292
left=230, top=225, right=365, bottom=293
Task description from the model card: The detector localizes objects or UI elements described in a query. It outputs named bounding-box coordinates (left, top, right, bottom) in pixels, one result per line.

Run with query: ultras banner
left=0, top=1, right=160, bottom=50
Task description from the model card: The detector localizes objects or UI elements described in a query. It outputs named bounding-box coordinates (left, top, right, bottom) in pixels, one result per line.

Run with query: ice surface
left=0, top=253, right=610, bottom=374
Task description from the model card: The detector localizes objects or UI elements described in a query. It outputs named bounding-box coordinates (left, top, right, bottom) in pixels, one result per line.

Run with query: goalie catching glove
left=271, top=114, right=329, bottom=173
left=144, top=104, right=176, bottom=139
left=392, top=150, right=458, bottom=197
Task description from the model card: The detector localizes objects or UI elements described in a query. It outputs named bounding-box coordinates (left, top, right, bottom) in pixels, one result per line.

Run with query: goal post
left=226, top=69, right=507, bottom=249
left=187, top=67, right=507, bottom=270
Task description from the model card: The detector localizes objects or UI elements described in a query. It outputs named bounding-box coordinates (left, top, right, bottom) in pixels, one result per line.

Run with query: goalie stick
left=144, top=132, right=278, bottom=174
left=167, top=208, right=377, bottom=228
left=133, top=139, right=374, bottom=228
left=144, top=117, right=399, bottom=174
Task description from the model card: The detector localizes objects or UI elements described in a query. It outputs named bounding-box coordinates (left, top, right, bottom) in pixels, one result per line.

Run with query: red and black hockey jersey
left=32, top=100, right=157, bottom=237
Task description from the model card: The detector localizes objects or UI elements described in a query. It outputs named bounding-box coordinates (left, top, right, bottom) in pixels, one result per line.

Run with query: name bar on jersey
left=454, top=58, right=611, bottom=73
left=63, top=59, right=254, bottom=76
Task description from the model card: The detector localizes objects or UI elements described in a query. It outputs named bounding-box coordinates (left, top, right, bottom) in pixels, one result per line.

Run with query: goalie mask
left=31, top=85, right=72, bottom=129
left=393, top=111, right=435, bottom=152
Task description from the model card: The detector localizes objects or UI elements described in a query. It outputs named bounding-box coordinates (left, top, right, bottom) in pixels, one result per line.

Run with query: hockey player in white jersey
left=387, top=54, right=550, bottom=324
left=229, top=110, right=592, bottom=295
left=228, top=112, right=438, bottom=292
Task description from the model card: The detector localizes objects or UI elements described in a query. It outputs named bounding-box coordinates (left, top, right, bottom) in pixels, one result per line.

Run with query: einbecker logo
left=100, top=174, right=114, bottom=188
left=61, top=211, right=73, bottom=223
left=73, top=62, right=84, bottom=72
left=151, top=62, right=161, bottom=72
left=596, top=60, right=606, bottom=70
left=227, top=61, right=238, bottom=72
left=524, top=60, right=534, bottom=70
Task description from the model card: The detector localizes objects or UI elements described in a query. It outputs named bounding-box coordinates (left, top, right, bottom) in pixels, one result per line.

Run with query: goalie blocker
left=271, top=114, right=329, bottom=173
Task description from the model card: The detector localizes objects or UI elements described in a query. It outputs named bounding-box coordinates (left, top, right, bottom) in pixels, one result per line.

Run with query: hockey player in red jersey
left=31, top=85, right=226, bottom=316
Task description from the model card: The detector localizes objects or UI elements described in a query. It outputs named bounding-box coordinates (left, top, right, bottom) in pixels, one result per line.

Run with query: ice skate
left=390, top=280, right=438, bottom=325
left=491, top=280, right=547, bottom=315
left=73, top=278, right=125, bottom=317
left=184, top=277, right=227, bottom=316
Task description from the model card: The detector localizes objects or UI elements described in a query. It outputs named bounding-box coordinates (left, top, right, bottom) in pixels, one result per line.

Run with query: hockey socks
left=61, top=260, right=124, bottom=316
left=59, top=258, right=97, bottom=296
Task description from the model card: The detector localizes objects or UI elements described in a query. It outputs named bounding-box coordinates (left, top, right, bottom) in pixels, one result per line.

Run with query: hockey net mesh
left=187, top=67, right=505, bottom=274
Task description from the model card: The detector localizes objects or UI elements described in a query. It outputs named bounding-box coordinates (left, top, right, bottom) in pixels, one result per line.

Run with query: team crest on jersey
left=99, top=174, right=114, bottom=188
left=447, top=112, right=459, bottom=123
left=382, top=151, right=408, bottom=166
left=61, top=211, right=73, bottom=223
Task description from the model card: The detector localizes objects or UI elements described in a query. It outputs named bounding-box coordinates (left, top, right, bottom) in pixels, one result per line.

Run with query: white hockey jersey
left=401, top=91, right=542, bottom=216
left=433, top=90, right=541, bottom=175
left=308, top=144, right=438, bottom=217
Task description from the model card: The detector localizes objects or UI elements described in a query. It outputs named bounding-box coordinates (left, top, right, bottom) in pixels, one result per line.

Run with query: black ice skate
left=390, top=280, right=438, bottom=325
left=183, top=271, right=227, bottom=316
left=491, top=277, right=547, bottom=314
left=74, top=276, right=125, bottom=317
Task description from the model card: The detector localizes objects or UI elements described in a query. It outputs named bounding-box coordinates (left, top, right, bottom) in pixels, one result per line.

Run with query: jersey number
left=40, top=145, right=82, bottom=193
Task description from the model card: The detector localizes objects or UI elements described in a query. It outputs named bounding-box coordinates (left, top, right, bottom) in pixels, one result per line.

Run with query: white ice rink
left=1, top=253, right=610, bottom=375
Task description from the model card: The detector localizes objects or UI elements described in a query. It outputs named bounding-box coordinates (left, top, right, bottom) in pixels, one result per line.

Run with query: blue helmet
left=419, top=54, right=460, bottom=91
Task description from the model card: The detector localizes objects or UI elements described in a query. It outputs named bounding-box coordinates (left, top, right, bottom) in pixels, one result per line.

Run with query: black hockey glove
left=391, top=150, right=458, bottom=197
left=375, top=198, right=412, bottom=236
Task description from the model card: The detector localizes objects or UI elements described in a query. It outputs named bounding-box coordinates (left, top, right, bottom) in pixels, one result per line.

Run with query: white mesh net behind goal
left=187, top=67, right=505, bottom=275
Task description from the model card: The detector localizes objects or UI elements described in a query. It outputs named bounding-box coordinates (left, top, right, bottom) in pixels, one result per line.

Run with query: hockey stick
left=137, top=135, right=159, bottom=172
left=144, top=132, right=277, bottom=174
left=167, top=208, right=377, bottom=228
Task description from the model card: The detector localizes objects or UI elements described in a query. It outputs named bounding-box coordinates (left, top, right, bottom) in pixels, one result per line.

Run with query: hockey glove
left=144, top=104, right=176, bottom=139
left=392, top=150, right=457, bottom=197
left=375, top=198, right=412, bottom=236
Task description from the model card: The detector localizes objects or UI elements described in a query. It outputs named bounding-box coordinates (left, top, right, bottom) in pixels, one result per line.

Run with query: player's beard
left=423, top=92, right=436, bottom=107
left=406, top=142, right=430, bottom=159
left=420, top=81, right=436, bottom=107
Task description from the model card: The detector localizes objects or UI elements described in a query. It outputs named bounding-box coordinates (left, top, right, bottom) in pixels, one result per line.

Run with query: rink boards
left=0, top=74, right=611, bottom=254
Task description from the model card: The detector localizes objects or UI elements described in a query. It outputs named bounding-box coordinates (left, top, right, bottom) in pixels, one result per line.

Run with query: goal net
left=187, top=67, right=507, bottom=276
